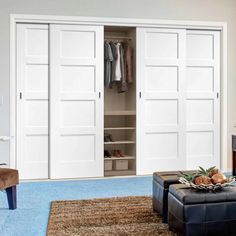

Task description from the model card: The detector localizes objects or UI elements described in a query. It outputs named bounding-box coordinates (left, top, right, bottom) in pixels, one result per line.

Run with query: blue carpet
left=0, top=176, right=152, bottom=236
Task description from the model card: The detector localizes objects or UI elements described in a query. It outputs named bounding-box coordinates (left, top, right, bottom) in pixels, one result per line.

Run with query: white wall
left=0, top=0, right=236, bottom=170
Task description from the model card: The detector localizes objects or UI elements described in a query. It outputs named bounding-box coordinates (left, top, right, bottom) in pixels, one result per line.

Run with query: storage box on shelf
left=115, top=159, right=129, bottom=170
left=104, top=160, right=113, bottom=171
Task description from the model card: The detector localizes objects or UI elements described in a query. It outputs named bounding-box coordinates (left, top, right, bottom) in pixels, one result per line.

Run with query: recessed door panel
left=60, top=31, right=95, bottom=58
left=60, top=101, right=95, bottom=127
left=187, top=33, right=214, bottom=59
left=145, top=133, right=178, bottom=159
left=26, top=65, right=48, bottom=91
left=26, top=101, right=48, bottom=127
left=60, top=135, right=95, bottom=162
left=60, top=66, right=95, bottom=92
left=25, top=136, right=48, bottom=162
left=187, top=131, right=214, bottom=156
left=187, top=99, right=214, bottom=124
left=187, top=131, right=214, bottom=169
left=146, top=100, right=178, bottom=125
left=145, top=32, right=178, bottom=58
left=50, top=24, right=103, bottom=179
left=187, top=67, right=214, bottom=92
left=26, top=28, right=48, bottom=56
left=146, top=66, right=178, bottom=92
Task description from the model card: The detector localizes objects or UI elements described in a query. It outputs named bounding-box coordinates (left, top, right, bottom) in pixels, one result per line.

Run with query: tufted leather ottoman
left=153, top=170, right=196, bottom=223
left=168, top=184, right=236, bottom=236
left=0, top=168, right=19, bottom=209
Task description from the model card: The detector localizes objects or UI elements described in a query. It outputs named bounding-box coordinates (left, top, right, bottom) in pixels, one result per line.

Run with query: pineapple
left=193, top=166, right=215, bottom=185
left=181, top=172, right=196, bottom=182
left=194, top=175, right=212, bottom=185
left=198, top=166, right=216, bottom=176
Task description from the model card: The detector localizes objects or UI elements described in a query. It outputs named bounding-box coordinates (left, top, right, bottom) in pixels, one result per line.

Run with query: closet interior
left=104, top=26, right=136, bottom=177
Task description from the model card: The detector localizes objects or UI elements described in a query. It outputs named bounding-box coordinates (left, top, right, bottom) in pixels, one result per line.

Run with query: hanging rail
left=104, top=36, right=132, bottom=40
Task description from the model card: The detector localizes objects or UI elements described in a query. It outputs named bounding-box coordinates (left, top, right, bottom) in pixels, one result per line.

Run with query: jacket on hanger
left=123, top=42, right=133, bottom=84
left=104, top=42, right=113, bottom=88
left=118, top=43, right=128, bottom=93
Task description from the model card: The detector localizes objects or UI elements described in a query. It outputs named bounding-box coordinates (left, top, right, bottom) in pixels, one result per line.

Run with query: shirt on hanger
left=110, top=42, right=122, bottom=82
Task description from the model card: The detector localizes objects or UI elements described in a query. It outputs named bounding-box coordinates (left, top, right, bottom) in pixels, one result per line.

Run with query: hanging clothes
left=110, top=42, right=122, bottom=82
left=104, top=40, right=133, bottom=92
left=123, top=42, right=133, bottom=84
left=118, top=43, right=128, bottom=93
left=115, top=43, right=122, bottom=82
left=104, top=42, right=113, bottom=88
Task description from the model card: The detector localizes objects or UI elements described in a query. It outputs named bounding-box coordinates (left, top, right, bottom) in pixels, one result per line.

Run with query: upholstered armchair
left=0, top=137, right=19, bottom=209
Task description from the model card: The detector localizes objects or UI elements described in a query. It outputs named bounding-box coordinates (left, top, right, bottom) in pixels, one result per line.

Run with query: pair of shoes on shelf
left=113, top=149, right=124, bottom=158
left=104, top=150, right=112, bottom=158
left=104, top=133, right=114, bottom=142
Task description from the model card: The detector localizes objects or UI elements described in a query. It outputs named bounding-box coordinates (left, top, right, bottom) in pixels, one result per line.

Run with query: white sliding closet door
left=50, top=24, right=104, bottom=179
left=17, top=24, right=49, bottom=179
left=186, top=30, right=220, bottom=169
left=137, top=28, right=187, bottom=174
left=137, top=28, right=221, bottom=175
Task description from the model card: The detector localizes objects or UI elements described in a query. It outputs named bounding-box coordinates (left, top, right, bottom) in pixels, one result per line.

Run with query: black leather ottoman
left=168, top=184, right=236, bottom=236
left=153, top=170, right=196, bottom=223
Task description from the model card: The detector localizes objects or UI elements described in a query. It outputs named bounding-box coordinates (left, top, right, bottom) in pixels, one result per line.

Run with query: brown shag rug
left=47, top=196, right=176, bottom=236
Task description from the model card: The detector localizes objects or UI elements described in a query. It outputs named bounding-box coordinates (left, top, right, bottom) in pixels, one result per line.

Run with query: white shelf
left=105, top=170, right=136, bottom=176
left=104, top=156, right=135, bottom=160
left=105, top=110, right=136, bottom=116
left=104, top=141, right=135, bottom=145
left=104, top=127, right=136, bottom=130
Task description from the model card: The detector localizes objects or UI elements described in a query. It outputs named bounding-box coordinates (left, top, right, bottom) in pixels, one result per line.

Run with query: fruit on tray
left=194, top=175, right=212, bottom=185
left=182, top=166, right=228, bottom=186
left=211, top=173, right=227, bottom=184
left=208, top=168, right=220, bottom=178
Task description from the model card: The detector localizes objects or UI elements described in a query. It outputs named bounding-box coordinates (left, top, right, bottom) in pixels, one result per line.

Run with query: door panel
left=146, top=66, right=178, bottom=92
left=145, top=32, right=178, bottom=58
left=187, top=33, right=214, bottom=59
left=137, top=28, right=186, bottom=174
left=186, top=30, right=220, bottom=169
left=16, top=24, right=49, bottom=179
left=50, top=24, right=103, bottom=179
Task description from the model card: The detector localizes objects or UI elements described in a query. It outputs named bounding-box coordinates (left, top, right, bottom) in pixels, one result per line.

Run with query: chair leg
left=6, top=185, right=17, bottom=210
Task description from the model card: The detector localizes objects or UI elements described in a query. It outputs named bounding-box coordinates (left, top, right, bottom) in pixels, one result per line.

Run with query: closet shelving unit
left=104, top=112, right=136, bottom=176
left=104, top=26, right=136, bottom=177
